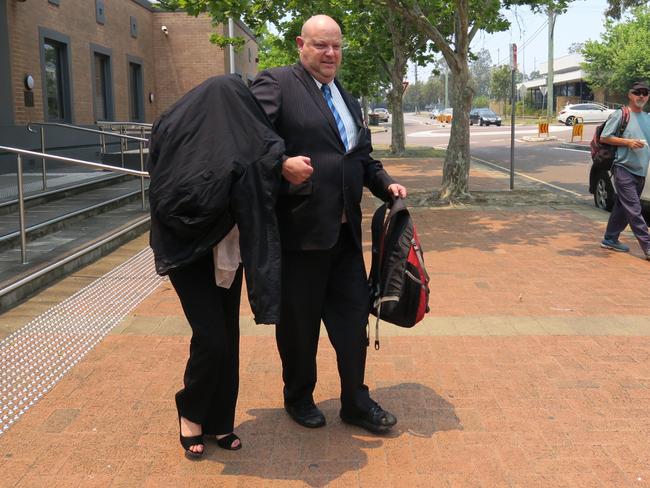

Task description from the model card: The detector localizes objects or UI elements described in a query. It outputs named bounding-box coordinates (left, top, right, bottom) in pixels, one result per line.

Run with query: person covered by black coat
left=147, top=75, right=284, bottom=457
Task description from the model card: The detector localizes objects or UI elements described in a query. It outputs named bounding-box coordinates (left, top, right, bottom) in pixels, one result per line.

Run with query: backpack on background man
left=590, top=106, right=631, bottom=172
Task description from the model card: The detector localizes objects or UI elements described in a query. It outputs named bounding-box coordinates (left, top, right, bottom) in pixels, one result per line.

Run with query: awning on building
left=517, top=69, right=586, bottom=90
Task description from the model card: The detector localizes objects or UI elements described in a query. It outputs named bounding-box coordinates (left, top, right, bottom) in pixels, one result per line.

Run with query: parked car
left=429, top=108, right=440, bottom=119
left=469, top=108, right=502, bottom=126
left=373, top=108, right=390, bottom=122
left=589, top=160, right=650, bottom=219
left=558, top=103, right=615, bottom=126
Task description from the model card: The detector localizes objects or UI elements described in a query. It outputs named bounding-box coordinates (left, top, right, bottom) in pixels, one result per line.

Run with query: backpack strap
left=370, top=202, right=388, bottom=350
left=370, top=202, right=389, bottom=287
left=370, top=197, right=408, bottom=350
left=605, top=106, right=631, bottom=174
left=617, top=106, right=630, bottom=137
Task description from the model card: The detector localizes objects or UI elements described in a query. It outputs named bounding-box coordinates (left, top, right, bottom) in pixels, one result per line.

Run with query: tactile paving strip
left=0, top=247, right=163, bottom=435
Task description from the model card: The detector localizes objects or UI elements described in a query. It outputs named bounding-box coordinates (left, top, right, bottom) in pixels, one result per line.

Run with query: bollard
left=538, top=117, right=549, bottom=137
left=571, top=117, right=584, bottom=142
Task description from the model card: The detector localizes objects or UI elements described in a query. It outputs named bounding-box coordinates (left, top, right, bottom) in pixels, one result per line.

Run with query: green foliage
left=490, top=65, right=512, bottom=101
left=371, top=146, right=447, bottom=158
left=209, top=33, right=246, bottom=50
left=472, top=95, right=489, bottom=108
left=256, top=28, right=298, bottom=69
left=527, top=69, right=541, bottom=80
left=605, top=0, right=649, bottom=19
left=470, top=49, right=492, bottom=97
left=582, top=6, right=650, bottom=96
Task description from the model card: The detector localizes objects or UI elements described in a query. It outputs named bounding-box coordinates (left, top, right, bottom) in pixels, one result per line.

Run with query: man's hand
left=282, top=156, right=313, bottom=185
left=387, top=183, right=407, bottom=199
left=628, top=139, right=646, bottom=149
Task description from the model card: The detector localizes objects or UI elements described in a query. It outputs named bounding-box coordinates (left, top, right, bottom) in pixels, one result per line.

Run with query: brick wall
left=7, top=0, right=154, bottom=124
left=151, top=12, right=227, bottom=116
left=5, top=1, right=259, bottom=125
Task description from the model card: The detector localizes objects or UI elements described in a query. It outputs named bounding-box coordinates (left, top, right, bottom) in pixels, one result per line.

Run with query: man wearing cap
left=600, top=81, right=650, bottom=258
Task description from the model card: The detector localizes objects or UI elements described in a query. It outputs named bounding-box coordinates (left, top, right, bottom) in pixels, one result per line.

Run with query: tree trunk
left=361, top=96, right=369, bottom=126
left=439, top=65, right=473, bottom=201
left=388, top=81, right=406, bottom=155
left=385, top=12, right=408, bottom=155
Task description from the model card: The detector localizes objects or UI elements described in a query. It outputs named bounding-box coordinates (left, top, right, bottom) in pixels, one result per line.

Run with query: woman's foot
left=179, top=416, right=204, bottom=458
left=216, top=432, right=242, bottom=450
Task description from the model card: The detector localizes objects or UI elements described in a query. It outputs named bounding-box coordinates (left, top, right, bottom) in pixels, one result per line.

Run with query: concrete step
left=0, top=172, right=125, bottom=215
left=0, top=172, right=151, bottom=312
left=0, top=177, right=149, bottom=250
left=0, top=202, right=150, bottom=312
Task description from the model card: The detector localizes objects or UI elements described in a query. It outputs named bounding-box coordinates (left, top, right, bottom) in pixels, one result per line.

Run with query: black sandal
left=216, top=433, right=242, bottom=451
left=178, top=416, right=204, bottom=459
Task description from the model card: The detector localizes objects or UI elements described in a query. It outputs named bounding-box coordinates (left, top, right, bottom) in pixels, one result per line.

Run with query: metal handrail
left=0, top=145, right=149, bottom=265
left=96, top=120, right=152, bottom=128
left=25, top=121, right=148, bottom=190
left=96, top=121, right=152, bottom=149
left=27, top=121, right=147, bottom=142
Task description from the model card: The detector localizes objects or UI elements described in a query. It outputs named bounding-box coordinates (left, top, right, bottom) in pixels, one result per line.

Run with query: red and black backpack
left=369, top=198, right=430, bottom=349
left=590, top=106, right=630, bottom=172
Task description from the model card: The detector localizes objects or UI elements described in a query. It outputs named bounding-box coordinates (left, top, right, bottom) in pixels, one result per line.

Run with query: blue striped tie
left=321, top=84, right=349, bottom=150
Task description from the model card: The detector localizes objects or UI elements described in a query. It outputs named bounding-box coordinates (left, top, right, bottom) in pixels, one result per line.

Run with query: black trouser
left=278, top=224, right=373, bottom=414
left=168, top=253, right=242, bottom=435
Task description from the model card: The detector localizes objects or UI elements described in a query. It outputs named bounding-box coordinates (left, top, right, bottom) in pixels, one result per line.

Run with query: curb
left=559, top=141, right=590, bottom=152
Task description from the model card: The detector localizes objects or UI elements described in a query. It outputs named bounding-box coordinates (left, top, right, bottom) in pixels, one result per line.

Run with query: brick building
left=0, top=0, right=258, bottom=153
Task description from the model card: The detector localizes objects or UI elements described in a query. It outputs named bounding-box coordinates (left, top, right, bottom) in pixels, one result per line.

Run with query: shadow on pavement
left=201, top=383, right=461, bottom=487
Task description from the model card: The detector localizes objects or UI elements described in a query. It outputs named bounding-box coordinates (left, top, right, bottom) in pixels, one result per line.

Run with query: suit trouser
left=278, top=223, right=373, bottom=414
left=168, top=253, right=242, bottom=435
left=605, top=165, right=650, bottom=252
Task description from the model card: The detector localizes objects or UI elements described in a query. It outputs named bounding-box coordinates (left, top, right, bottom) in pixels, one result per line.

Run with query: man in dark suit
left=251, top=14, right=406, bottom=434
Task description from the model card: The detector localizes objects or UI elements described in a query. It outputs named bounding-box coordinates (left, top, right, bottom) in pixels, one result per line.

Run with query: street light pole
left=444, top=70, right=449, bottom=108
left=546, top=7, right=556, bottom=121
left=510, top=44, right=517, bottom=190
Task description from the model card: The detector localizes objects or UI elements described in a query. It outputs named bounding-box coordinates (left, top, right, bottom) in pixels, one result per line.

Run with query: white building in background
left=517, top=53, right=608, bottom=112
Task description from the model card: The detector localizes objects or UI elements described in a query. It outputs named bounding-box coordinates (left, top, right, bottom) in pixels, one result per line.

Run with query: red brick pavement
left=1, top=156, right=650, bottom=487
left=0, top=334, right=648, bottom=487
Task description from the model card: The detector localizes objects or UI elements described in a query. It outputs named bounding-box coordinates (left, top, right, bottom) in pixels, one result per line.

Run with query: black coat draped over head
left=147, top=75, right=285, bottom=324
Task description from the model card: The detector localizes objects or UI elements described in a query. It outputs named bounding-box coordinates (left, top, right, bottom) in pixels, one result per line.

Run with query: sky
left=407, top=0, right=611, bottom=82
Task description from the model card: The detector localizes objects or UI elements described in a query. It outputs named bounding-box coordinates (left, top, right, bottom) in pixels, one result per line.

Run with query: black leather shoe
left=284, top=402, right=326, bottom=428
left=340, top=403, right=397, bottom=434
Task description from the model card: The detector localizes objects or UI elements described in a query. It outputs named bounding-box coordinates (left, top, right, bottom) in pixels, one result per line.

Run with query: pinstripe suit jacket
left=251, top=63, right=394, bottom=251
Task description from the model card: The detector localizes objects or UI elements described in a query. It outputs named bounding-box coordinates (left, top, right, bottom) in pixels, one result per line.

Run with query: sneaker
left=644, top=249, right=650, bottom=261
left=601, top=238, right=630, bottom=252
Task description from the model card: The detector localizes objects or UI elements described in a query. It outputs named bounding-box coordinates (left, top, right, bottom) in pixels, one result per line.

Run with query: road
left=371, top=113, right=596, bottom=199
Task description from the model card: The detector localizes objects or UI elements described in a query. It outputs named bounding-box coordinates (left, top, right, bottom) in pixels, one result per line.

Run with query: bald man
left=251, top=15, right=406, bottom=434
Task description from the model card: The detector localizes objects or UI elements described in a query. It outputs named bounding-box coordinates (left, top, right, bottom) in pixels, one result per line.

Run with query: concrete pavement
left=1, top=153, right=649, bottom=487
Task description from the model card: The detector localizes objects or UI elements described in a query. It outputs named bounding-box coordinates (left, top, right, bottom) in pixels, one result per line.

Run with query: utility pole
left=546, top=7, right=556, bottom=120
left=444, top=70, right=449, bottom=108
left=414, top=64, right=419, bottom=113
left=228, top=18, right=236, bottom=75
left=521, top=28, right=525, bottom=119
left=509, top=43, right=517, bottom=190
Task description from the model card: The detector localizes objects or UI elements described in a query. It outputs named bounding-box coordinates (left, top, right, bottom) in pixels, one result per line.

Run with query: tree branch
left=384, top=0, right=459, bottom=71
left=468, top=22, right=480, bottom=44
left=377, top=54, right=391, bottom=79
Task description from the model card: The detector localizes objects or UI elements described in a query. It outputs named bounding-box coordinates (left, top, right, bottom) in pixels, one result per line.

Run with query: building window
left=39, top=28, right=73, bottom=122
left=43, top=40, right=70, bottom=121
left=130, top=16, right=138, bottom=38
left=128, top=60, right=143, bottom=121
left=93, top=51, right=113, bottom=120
